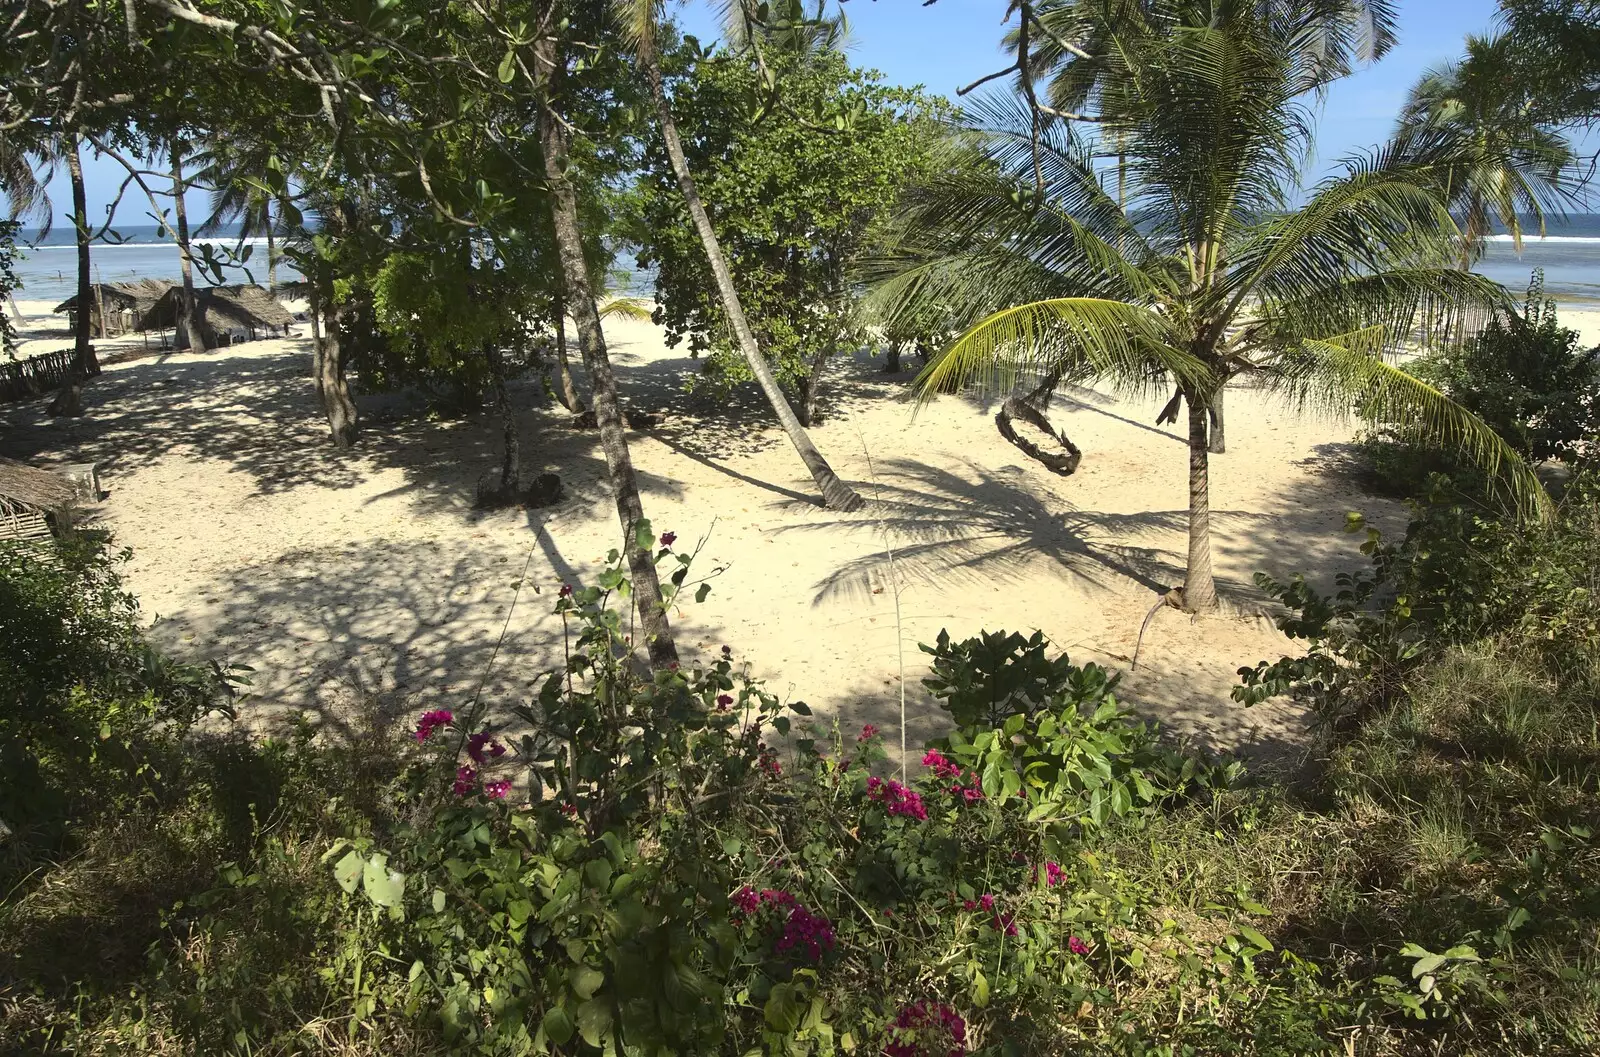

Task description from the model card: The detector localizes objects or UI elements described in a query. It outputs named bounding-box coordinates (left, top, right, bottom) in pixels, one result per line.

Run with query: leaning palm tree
left=1393, top=32, right=1580, bottom=266
left=873, top=3, right=1547, bottom=613
left=614, top=0, right=864, bottom=511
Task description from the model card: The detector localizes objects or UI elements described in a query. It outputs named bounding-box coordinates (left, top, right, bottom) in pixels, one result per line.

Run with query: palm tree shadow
left=780, top=457, right=1189, bottom=605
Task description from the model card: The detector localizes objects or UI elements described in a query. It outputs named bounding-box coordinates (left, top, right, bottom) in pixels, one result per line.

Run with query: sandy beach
left=10, top=297, right=1594, bottom=764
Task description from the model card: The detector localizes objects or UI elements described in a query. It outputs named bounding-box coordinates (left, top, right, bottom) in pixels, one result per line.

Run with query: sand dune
left=4, top=300, right=1491, bottom=765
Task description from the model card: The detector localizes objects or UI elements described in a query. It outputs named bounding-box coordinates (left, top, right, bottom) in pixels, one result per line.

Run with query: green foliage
left=629, top=45, right=945, bottom=402
left=0, top=219, right=20, bottom=357
left=1410, top=274, right=1600, bottom=462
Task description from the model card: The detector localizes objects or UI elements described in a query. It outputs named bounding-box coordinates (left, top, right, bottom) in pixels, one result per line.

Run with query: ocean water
left=12, top=224, right=300, bottom=303
left=13, top=217, right=1600, bottom=308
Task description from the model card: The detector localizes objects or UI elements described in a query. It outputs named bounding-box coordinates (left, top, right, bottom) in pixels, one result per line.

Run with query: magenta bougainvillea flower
left=859, top=724, right=879, bottom=741
left=866, top=776, right=928, bottom=820
left=1033, top=861, right=1065, bottom=887
left=884, top=1001, right=968, bottom=1057
left=484, top=780, right=511, bottom=800
left=1068, top=936, right=1092, bottom=956
left=414, top=709, right=453, bottom=743
left=730, top=887, right=835, bottom=962
left=452, top=765, right=477, bottom=796
left=659, top=531, right=677, bottom=546
left=558, top=583, right=573, bottom=598
left=716, top=694, right=733, bottom=709
left=466, top=732, right=505, bottom=763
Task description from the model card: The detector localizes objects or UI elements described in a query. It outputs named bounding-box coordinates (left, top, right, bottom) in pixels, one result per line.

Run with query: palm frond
left=596, top=296, right=654, bottom=322
left=1254, top=267, right=1510, bottom=353
left=1271, top=334, right=1552, bottom=521
left=913, top=297, right=1201, bottom=405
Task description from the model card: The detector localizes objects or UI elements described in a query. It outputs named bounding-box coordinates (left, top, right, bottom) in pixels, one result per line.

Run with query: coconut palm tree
left=1393, top=32, right=1580, bottom=265
left=194, top=136, right=288, bottom=291
left=873, top=2, right=1547, bottom=613
left=614, top=0, right=865, bottom=512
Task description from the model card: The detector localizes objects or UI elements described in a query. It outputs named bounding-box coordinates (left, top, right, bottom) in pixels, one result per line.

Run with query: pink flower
left=922, top=749, right=963, bottom=781
left=859, top=724, right=879, bottom=742
left=484, top=780, right=511, bottom=800
left=1068, top=936, right=1091, bottom=956
left=1033, top=861, right=1065, bottom=887
left=716, top=694, right=733, bottom=709
left=452, top=765, right=477, bottom=796
left=866, top=777, right=927, bottom=821
left=775, top=904, right=835, bottom=962
left=979, top=893, right=995, bottom=911
left=414, top=709, right=453, bottom=743
left=992, top=911, right=1018, bottom=936
left=885, top=1001, right=967, bottom=1057
left=731, top=886, right=760, bottom=915
left=659, top=531, right=677, bottom=546
left=558, top=583, right=573, bottom=598
left=467, top=732, right=505, bottom=763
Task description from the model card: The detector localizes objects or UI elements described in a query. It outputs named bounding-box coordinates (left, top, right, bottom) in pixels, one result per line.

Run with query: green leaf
left=541, top=1005, right=575, bottom=1045
left=695, top=582, right=711, bottom=603
left=571, top=965, right=604, bottom=1001
left=498, top=49, right=516, bottom=83
left=1411, top=954, right=1447, bottom=978
left=1236, top=924, right=1274, bottom=952
left=790, top=699, right=812, bottom=716
left=362, top=856, right=405, bottom=907
left=332, top=850, right=364, bottom=894
left=575, top=998, right=612, bottom=1046
left=764, top=983, right=802, bottom=1032
left=971, top=969, right=990, bottom=1007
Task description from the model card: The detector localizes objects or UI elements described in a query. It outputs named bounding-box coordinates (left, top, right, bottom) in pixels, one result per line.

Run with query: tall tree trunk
left=636, top=29, right=862, bottom=512
left=1207, top=384, right=1225, bottom=454
left=48, top=135, right=91, bottom=417
left=265, top=200, right=277, bottom=293
left=487, top=343, right=520, bottom=493
left=170, top=139, right=205, bottom=351
left=883, top=341, right=902, bottom=373
left=1184, top=398, right=1218, bottom=611
left=318, top=301, right=358, bottom=448
left=537, top=25, right=676, bottom=668
left=553, top=288, right=583, bottom=411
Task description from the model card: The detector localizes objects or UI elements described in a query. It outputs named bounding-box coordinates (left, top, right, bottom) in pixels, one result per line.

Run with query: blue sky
left=41, top=0, right=1526, bottom=221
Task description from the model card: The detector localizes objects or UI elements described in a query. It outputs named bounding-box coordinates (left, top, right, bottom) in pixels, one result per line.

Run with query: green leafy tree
left=874, top=4, right=1546, bottom=612
left=631, top=45, right=944, bottom=424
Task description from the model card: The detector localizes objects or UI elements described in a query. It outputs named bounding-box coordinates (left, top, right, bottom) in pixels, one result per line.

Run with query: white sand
left=11, top=298, right=1577, bottom=763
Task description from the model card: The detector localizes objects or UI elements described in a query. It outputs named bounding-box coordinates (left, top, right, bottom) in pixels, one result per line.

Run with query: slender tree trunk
left=487, top=343, right=520, bottom=493
left=1184, top=398, right=1218, bottom=611
left=48, top=135, right=91, bottom=417
left=319, top=302, right=358, bottom=448
left=537, top=25, right=676, bottom=668
left=1207, top=384, right=1225, bottom=454
left=309, top=282, right=325, bottom=399
left=553, top=288, right=583, bottom=411
left=170, top=139, right=205, bottom=351
left=883, top=341, right=901, bottom=373
left=797, top=337, right=834, bottom=427
left=636, top=29, right=862, bottom=512
left=265, top=200, right=277, bottom=293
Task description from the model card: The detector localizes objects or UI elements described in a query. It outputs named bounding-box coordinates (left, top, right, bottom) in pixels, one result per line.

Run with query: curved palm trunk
left=487, top=343, right=519, bottom=493
left=1184, top=399, right=1219, bottom=611
left=553, top=289, right=584, bottom=411
left=48, top=136, right=91, bottom=417
left=538, top=28, right=677, bottom=668
left=1207, top=385, right=1225, bottom=454
left=264, top=199, right=277, bottom=293
left=636, top=30, right=863, bottom=512
left=170, top=140, right=205, bottom=351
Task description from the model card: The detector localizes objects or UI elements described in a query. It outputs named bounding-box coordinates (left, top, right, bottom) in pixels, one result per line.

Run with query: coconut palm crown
left=871, top=0, right=1547, bottom=612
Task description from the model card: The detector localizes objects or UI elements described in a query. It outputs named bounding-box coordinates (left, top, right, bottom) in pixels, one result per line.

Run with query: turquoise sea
left=13, top=217, right=1600, bottom=308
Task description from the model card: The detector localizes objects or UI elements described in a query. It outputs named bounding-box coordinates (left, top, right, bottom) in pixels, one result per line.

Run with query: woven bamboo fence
left=0, top=346, right=101, bottom=404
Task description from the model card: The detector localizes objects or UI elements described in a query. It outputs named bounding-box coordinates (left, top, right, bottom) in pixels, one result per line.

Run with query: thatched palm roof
left=148, top=284, right=296, bottom=335
left=53, top=279, right=172, bottom=322
left=0, top=457, right=75, bottom=511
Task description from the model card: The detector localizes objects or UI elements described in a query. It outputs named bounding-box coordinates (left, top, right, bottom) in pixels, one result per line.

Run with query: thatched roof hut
left=0, top=458, right=75, bottom=544
left=148, top=284, right=297, bottom=348
left=53, top=279, right=171, bottom=337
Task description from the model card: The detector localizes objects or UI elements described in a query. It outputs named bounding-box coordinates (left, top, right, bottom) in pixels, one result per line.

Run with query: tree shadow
left=0, top=337, right=685, bottom=519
